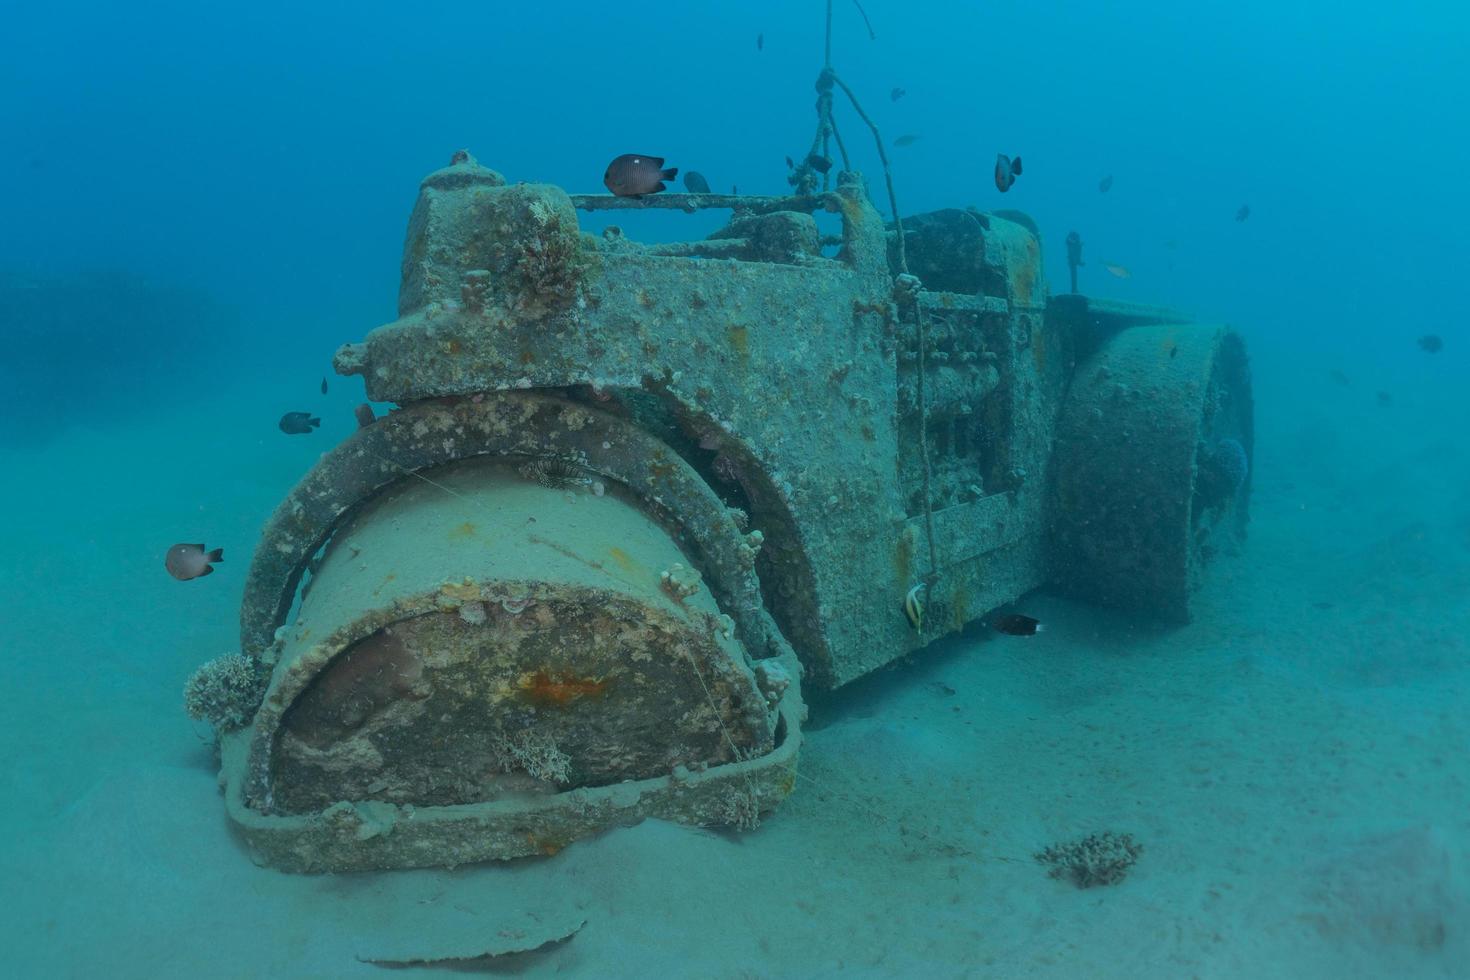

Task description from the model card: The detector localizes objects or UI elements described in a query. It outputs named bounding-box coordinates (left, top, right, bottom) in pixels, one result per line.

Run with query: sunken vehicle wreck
left=196, top=152, right=1252, bottom=872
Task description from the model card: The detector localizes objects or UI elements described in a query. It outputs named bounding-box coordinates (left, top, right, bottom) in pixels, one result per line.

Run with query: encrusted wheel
left=1049, top=324, right=1253, bottom=621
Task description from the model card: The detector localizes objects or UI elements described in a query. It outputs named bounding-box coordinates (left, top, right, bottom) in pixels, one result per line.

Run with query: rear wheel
left=1050, top=324, right=1253, bottom=621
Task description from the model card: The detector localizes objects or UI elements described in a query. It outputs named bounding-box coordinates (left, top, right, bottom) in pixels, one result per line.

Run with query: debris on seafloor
left=357, top=917, right=586, bottom=968
left=1035, top=831, right=1143, bottom=888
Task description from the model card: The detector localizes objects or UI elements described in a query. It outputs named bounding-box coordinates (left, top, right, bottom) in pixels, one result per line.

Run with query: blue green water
left=1, top=1, right=1466, bottom=976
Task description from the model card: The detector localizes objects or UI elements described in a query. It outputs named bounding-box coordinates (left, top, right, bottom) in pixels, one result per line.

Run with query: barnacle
left=713, top=786, right=762, bottom=831
left=660, top=562, right=703, bottom=602
left=490, top=729, right=572, bottom=784
left=511, top=206, right=586, bottom=309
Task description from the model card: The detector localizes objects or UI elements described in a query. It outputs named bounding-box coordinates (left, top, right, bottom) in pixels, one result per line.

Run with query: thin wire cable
left=821, top=66, right=938, bottom=584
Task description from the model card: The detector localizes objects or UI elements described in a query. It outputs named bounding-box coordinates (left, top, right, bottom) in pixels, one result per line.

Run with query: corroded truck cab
left=205, top=153, right=1251, bottom=871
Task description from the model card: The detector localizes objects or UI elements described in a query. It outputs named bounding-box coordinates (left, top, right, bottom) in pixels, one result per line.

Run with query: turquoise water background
left=1, top=2, right=1466, bottom=976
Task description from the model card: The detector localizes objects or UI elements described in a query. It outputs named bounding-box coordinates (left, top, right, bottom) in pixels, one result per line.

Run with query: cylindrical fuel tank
left=217, top=393, right=802, bottom=871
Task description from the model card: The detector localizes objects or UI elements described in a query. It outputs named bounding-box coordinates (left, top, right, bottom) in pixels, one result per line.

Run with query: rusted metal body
left=205, top=153, right=1252, bottom=871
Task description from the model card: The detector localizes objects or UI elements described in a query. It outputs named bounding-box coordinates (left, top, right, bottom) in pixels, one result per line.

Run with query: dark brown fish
left=1418, top=334, right=1443, bottom=353
left=806, top=153, right=832, bottom=174
left=992, top=613, right=1043, bottom=636
left=1235, top=204, right=1251, bottom=222
left=1329, top=369, right=1351, bottom=386
left=320, top=377, right=328, bottom=394
left=603, top=154, right=678, bottom=197
left=891, top=87, right=906, bottom=102
left=354, top=403, right=376, bottom=428
left=1098, top=174, right=1114, bottom=193
left=682, top=171, right=711, bottom=194
left=1376, top=390, right=1393, bottom=407
left=166, top=543, right=223, bottom=581
left=756, top=32, right=763, bottom=51
left=893, top=134, right=920, bottom=148
left=785, top=155, right=795, bottom=170
left=994, top=154, right=1022, bottom=192
left=279, top=411, right=320, bottom=434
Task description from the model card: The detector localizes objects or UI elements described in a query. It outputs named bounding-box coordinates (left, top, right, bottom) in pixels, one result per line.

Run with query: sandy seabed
left=2, top=346, right=1466, bottom=979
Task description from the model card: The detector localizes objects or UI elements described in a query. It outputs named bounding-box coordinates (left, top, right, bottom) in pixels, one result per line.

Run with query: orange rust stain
left=727, top=325, right=750, bottom=364
left=947, top=585, right=971, bottom=632
left=519, top=349, right=536, bottom=365
left=525, top=832, right=565, bottom=857
left=449, top=521, right=477, bottom=539
left=445, top=338, right=463, bottom=355
left=1013, top=264, right=1036, bottom=306
left=837, top=195, right=864, bottom=227
left=516, top=669, right=609, bottom=708
left=893, top=527, right=914, bottom=585
left=1013, top=238, right=1041, bottom=306
left=607, top=546, right=636, bottom=573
